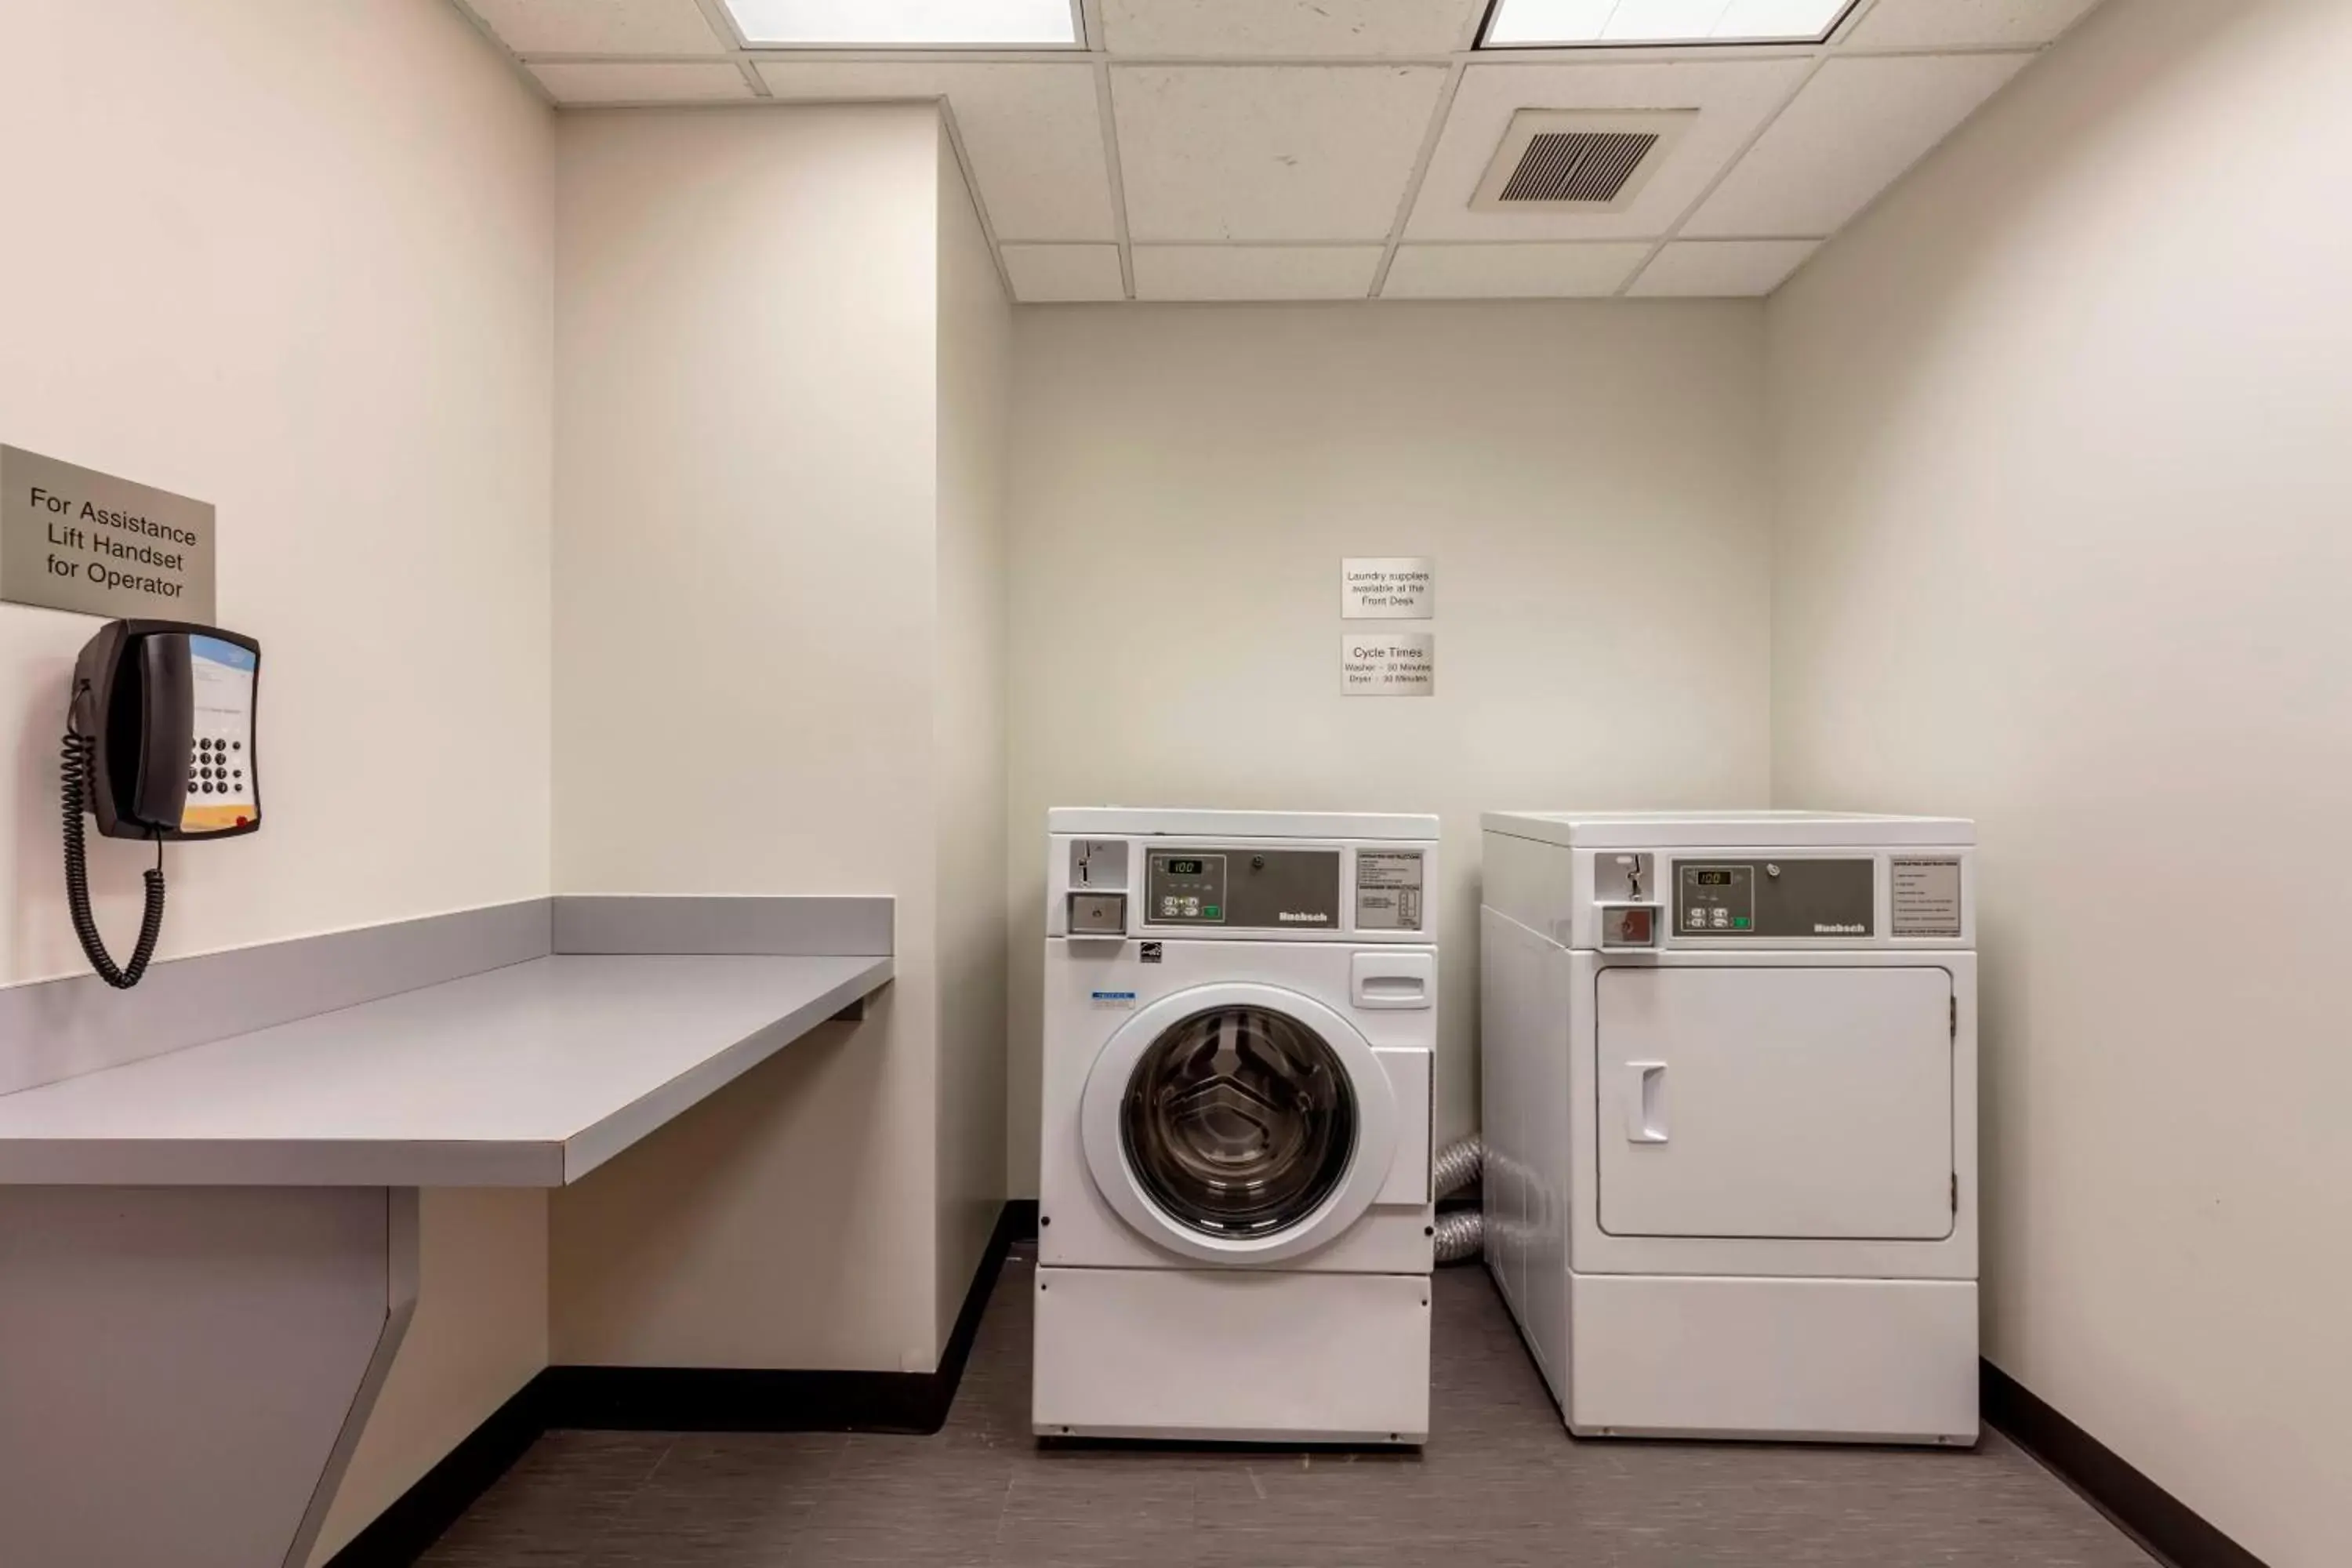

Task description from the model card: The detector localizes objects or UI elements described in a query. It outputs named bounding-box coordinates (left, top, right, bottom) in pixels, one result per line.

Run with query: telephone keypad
left=186, top=733, right=250, bottom=801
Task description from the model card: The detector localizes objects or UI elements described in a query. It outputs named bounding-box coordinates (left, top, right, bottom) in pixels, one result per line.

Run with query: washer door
left=1080, top=982, right=1399, bottom=1265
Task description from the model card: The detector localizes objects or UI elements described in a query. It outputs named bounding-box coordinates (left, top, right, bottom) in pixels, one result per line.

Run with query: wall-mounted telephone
left=61, top=619, right=262, bottom=988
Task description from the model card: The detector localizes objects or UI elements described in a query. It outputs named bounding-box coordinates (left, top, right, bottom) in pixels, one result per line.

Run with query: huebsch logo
left=1813, top=923, right=1867, bottom=935
left=1277, top=911, right=1330, bottom=924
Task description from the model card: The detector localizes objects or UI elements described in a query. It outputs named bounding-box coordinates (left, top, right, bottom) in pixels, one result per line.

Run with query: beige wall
left=1004, top=302, right=1775, bottom=1192
left=932, top=136, right=1014, bottom=1343
left=1767, top=3, right=2352, bottom=1563
left=0, top=0, right=553, bottom=987
left=0, top=2, right=556, bottom=1556
left=547, top=105, right=1003, bottom=1372
left=312, top=1190, right=549, bottom=1563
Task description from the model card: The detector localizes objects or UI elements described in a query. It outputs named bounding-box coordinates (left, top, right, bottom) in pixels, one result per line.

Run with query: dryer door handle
left=1625, top=1062, right=1669, bottom=1144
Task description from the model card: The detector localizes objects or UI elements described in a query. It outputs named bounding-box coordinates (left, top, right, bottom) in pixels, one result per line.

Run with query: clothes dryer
left=1481, top=811, right=1978, bottom=1444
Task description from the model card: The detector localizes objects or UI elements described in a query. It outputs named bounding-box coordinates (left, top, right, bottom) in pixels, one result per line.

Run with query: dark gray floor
left=422, top=1247, right=2155, bottom=1567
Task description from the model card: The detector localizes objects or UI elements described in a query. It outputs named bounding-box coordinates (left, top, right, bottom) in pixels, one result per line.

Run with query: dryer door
left=1596, top=966, right=1955, bottom=1241
left=1081, top=982, right=1400, bottom=1266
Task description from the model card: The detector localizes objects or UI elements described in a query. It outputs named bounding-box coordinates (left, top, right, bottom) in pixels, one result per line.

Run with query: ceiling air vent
left=1472, top=110, right=1696, bottom=213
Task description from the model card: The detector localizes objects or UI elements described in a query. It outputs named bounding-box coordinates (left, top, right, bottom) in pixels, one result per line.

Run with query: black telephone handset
left=63, top=619, right=262, bottom=988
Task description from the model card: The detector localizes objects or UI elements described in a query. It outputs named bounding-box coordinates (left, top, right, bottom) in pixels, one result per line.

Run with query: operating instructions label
left=1356, top=849, right=1425, bottom=931
left=1, top=445, right=216, bottom=620
left=1891, top=858, right=1964, bottom=938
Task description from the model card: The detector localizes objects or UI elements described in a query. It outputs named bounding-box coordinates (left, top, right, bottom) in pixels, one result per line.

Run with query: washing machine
left=1480, top=811, right=1978, bottom=1445
left=1036, top=808, right=1438, bottom=1445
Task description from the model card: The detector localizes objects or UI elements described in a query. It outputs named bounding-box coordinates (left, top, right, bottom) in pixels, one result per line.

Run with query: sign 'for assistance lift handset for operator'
left=62, top=619, right=261, bottom=989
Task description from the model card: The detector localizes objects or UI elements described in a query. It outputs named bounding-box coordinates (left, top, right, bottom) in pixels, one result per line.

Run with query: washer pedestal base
left=1033, top=1265, right=1429, bottom=1444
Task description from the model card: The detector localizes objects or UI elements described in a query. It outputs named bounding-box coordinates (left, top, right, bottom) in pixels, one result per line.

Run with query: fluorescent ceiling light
left=724, top=0, right=1080, bottom=49
left=1482, top=0, right=1857, bottom=48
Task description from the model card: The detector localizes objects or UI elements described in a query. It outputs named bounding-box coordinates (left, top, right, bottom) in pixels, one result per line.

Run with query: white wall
left=932, top=136, right=1013, bottom=1342
left=1006, top=302, right=1774, bottom=1192
left=0, top=2, right=557, bottom=1558
left=547, top=104, right=986, bottom=1372
left=1767, top=3, right=2352, bottom=1563
left=0, top=0, right=554, bottom=992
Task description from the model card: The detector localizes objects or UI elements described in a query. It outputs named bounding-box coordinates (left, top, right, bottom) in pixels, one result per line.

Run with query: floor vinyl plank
left=427, top=1247, right=2156, bottom=1568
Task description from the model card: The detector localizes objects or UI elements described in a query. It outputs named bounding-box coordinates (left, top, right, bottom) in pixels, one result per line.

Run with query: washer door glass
left=1120, top=1004, right=1357, bottom=1238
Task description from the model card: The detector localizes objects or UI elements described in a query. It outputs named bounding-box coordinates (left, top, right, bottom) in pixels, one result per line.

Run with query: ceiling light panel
left=1101, top=0, right=1486, bottom=57
left=724, top=0, right=1080, bottom=49
left=1483, top=0, right=1857, bottom=48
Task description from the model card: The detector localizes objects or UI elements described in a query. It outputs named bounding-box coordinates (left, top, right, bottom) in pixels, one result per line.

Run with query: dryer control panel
left=1676, top=858, right=1874, bottom=938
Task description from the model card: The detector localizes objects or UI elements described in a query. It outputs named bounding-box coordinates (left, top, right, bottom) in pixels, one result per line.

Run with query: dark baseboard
left=324, top=1376, right=549, bottom=1568
left=1982, top=1362, right=2268, bottom=1568
left=328, top=1200, right=1028, bottom=1567
left=537, top=1200, right=1029, bottom=1436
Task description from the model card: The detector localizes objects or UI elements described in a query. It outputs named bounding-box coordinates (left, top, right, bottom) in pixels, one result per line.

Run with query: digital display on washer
left=1163, top=859, right=1206, bottom=877
left=1692, top=870, right=1735, bottom=886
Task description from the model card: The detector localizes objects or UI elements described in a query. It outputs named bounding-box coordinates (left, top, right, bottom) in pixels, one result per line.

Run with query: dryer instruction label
left=1891, top=858, right=1963, bottom=938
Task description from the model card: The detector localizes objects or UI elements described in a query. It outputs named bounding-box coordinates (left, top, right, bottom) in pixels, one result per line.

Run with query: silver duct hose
left=1432, top=1207, right=1483, bottom=1265
left=1431, top=1134, right=1483, bottom=1265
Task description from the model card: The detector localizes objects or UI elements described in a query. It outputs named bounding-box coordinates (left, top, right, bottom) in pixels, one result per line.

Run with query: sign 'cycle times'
left=2, top=445, right=216, bottom=621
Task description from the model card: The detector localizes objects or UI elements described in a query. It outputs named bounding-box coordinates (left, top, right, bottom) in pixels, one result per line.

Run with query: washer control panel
left=1145, top=848, right=1342, bottom=931
left=1676, top=858, right=1873, bottom=938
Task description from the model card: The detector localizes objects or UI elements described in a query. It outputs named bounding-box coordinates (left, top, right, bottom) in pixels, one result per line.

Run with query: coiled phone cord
left=60, top=728, right=166, bottom=989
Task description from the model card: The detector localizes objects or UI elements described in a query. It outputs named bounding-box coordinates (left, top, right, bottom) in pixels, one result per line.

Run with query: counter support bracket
left=0, top=1185, right=420, bottom=1568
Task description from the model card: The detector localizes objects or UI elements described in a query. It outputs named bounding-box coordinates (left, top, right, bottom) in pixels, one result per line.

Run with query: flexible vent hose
left=1432, top=1134, right=1483, bottom=1200
left=60, top=732, right=166, bottom=989
left=1433, top=1207, right=1483, bottom=1265
left=1431, top=1134, right=1484, bottom=1265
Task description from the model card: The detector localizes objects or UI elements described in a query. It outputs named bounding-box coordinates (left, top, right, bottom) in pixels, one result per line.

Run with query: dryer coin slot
left=1598, top=902, right=1662, bottom=949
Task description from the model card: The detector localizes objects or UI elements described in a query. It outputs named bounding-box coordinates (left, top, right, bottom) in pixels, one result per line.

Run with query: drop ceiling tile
left=464, top=0, right=727, bottom=56
left=1112, top=65, right=1448, bottom=242
left=1102, top=0, right=1485, bottom=57
left=1628, top=239, right=1818, bottom=295
left=529, top=62, right=753, bottom=102
left=756, top=64, right=1115, bottom=241
left=1381, top=242, right=1652, bottom=299
left=1406, top=60, right=1812, bottom=241
left=1002, top=244, right=1127, bottom=302
left=1132, top=246, right=1385, bottom=301
left=1846, top=0, right=2103, bottom=49
left=1685, top=53, right=2031, bottom=238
